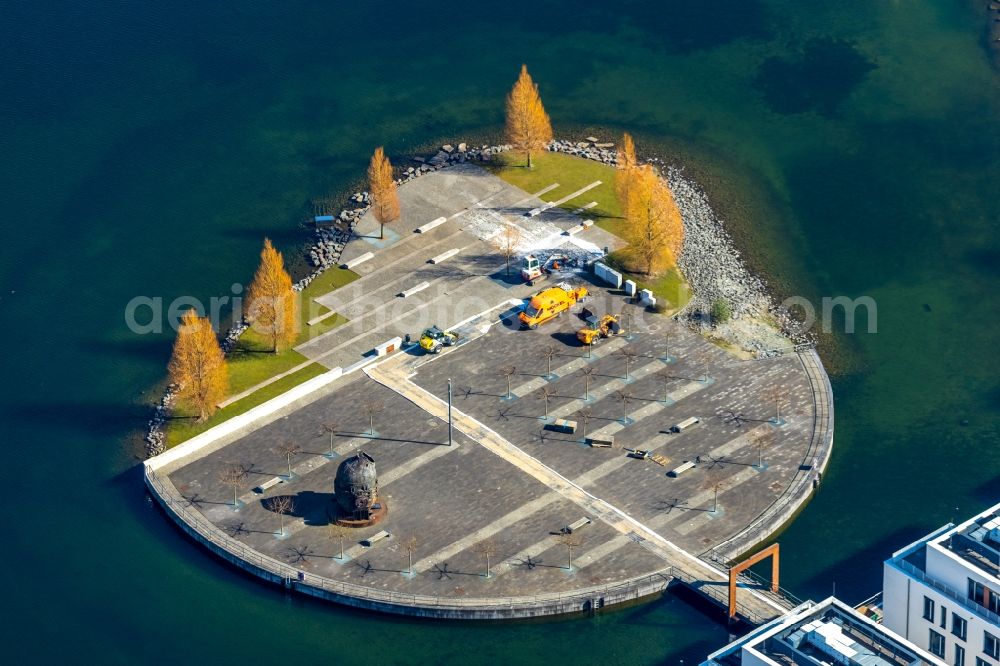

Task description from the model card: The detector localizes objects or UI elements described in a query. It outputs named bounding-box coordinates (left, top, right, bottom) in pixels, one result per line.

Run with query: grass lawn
left=487, top=151, right=691, bottom=310
left=165, top=266, right=359, bottom=447
left=165, top=362, right=328, bottom=444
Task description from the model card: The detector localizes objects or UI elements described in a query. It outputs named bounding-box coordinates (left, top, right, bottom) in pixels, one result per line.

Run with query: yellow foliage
left=615, top=132, right=637, bottom=219
left=368, top=147, right=400, bottom=238
left=623, top=165, right=685, bottom=275
left=505, top=64, right=553, bottom=168
left=246, top=238, right=298, bottom=353
left=168, top=309, right=228, bottom=422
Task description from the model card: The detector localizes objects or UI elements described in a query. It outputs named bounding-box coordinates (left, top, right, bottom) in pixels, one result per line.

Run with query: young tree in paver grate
left=578, top=407, right=594, bottom=441
left=368, top=147, right=400, bottom=240
left=321, top=421, right=339, bottom=458
left=267, top=495, right=295, bottom=536
left=277, top=440, right=301, bottom=479
left=702, top=467, right=726, bottom=514
left=499, top=365, right=518, bottom=399
left=536, top=386, right=556, bottom=420
left=328, top=523, right=351, bottom=561
left=217, top=464, right=247, bottom=509
left=769, top=387, right=787, bottom=423
left=362, top=399, right=384, bottom=436
left=580, top=366, right=595, bottom=400
left=492, top=225, right=524, bottom=276
left=618, top=348, right=640, bottom=380
left=402, top=537, right=419, bottom=575
left=474, top=539, right=498, bottom=578
left=612, top=389, right=634, bottom=424
left=558, top=533, right=582, bottom=570
left=541, top=344, right=559, bottom=378
left=754, top=428, right=775, bottom=469
left=658, top=368, right=674, bottom=403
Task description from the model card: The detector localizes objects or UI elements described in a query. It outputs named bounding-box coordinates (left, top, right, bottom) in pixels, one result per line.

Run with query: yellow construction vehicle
left=418, top=326, right=458, bottom=353
left=518, top=283, right=588, bottom=329
left=576, top=313, right=621, bottom=345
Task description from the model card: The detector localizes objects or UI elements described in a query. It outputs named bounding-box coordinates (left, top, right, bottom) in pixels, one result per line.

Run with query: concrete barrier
left=375, top=336, right=403, bottom=356
left=429, top=248, right=459, bottom=264
left=640, top=289, right=656, bottom=307
left=343, top=251, right=374, bottom=269
left=415, top=216, right=446, bottom=233
left=400, top=281, right=429, bottom=298
left=625, top=280, right=637, bottom=297
left=563, top=225, right=584, bottom=236
left=582, top=219, right=595, bottom=228
left=594, top=262, right=623, bottom=289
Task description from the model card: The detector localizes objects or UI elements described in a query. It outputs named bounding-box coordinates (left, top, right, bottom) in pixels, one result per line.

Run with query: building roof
left=702, top=597, right=943, bottom=666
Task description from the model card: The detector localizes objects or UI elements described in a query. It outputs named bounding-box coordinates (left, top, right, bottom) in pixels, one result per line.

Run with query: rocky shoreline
left=145, top=135, right=803, bottom=458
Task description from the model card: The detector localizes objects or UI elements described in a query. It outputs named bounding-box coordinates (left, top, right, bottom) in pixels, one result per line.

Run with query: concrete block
left=563, top=225, right=583, bottom=236
left=594, top=262, right=623, bottom=289
left=400, top=281, right=429, bottom=298
left=640, top=289, right=655, bottom=307
left=343, top=251, right=374, bottom=269
left=415, top=216, right=446, bottom=233
left=582, top=219, right=595, bottom=228
left=429, top=248, right=459, bottom=264
left=375, top=336, right=403, bottom=356
left=625, top=280, right=637, bottom=297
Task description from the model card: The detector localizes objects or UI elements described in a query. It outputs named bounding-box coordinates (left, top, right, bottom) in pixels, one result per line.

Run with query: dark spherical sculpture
left=334, top=451, right=378, bottom=520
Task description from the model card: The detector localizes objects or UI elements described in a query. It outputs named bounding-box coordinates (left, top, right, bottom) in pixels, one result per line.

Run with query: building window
left=925, top=596, right=937, bottom=621
left=953, top=613, right=968, bottom=641
left=931, top=630, right=946, bottom=658
left=956, top=645, right=965, bottom=666
left=970, top=579, right=985, bottom=605
left=976, top=658, right=991, bottom=666
left=985, top=632, right=1000, bottom=660
left=968, top=580, right=1000, bottom=614
left=942, top=605, right=949, bottom=629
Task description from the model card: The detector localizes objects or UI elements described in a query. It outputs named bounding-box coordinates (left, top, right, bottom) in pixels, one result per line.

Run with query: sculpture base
left=329, top=501, right=388, bottom=528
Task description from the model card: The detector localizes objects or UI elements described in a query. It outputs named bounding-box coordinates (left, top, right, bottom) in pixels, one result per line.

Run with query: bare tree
left=267, top=495, right=295, bottom=536
left=328, top=523, right=351, bottom=560
left=541, top=344, right=559, bottom=378
left=701, top=467, right=726, bottom=514
left=658, top=368, right=673, bottom=403
left=536, top=386, right=556, bottom=420
left=492, top=224, right=524, bottom=276
left=277, top=440, right=302, bottom=479
left=402, top=537, right=418, bottom=575
left=474, top=539, right=498, bottom=578
left=618, top=348, right=640, bottom=380
left=499, top=365, right=517, bottom=399
left=754, top=428, right=775, bottom=469
left=578, top=407, right=594, bottom=441
left=612, top=389, right=634, bottom=424
left=217, top=464, right=247, bottom=509
left=557, top=533, right=582, bottom=570
left=769, top=387, right=787, bottom=423
left=580, top=366, right=595, bottom=400
left=321, top=421, right=339, bottom=458
left=362, top=399, right=384, bottom=435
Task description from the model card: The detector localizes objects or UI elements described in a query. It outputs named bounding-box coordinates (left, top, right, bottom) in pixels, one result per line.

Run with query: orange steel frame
left=728, top=543, right=780, bottom=619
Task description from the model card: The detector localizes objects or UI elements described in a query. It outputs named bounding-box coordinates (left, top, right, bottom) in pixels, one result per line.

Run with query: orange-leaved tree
left=168, top=309, right=228, bottom=421
left=624, top=165, right=684, bottom=275
left=505, top=64, right=553, bottom=168
left=368, top=147, right=400, bottom=240
left=246, top=238, right=298, bottom=353
left=615, top=132, right=638, bottom=218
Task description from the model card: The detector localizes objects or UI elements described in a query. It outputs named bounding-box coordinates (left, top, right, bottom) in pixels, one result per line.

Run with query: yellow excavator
left=576, top=313, right=621, bottom=345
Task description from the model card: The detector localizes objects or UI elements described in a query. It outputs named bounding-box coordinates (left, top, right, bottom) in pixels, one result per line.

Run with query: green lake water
left=1, top=1, right=998, bottom=662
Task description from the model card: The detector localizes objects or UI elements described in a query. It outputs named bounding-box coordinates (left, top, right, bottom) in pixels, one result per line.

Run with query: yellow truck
left=519, top=284, right=588, bottom=329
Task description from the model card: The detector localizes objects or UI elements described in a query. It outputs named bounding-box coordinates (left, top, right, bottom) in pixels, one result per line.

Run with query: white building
left=883, top=502, right=1000, bottom=666
left=703, top=596, right=944, bottom=666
